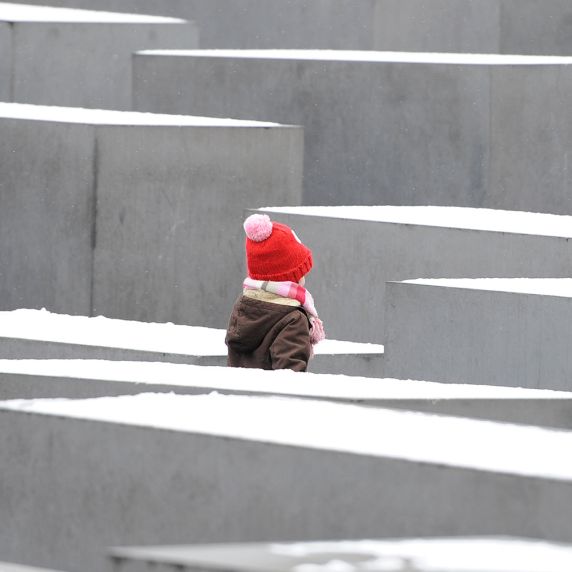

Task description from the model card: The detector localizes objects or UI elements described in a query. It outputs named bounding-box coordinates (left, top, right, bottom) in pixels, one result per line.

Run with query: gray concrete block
left=91, top=125, right=302, bottom=328
left=372, top=1, right=501, bottom=52
left=249, top=207, right=572, bottom=343
left=0, top=22, right=11, bottom=101
left=0, top=3, right=198, bottom=109
left=11, top=0, right=572, bottom=54
left=2, top=394, right=572, bottom=572
left=499, top=0, right=572, bottom=56
left=373, top=0, right=572, bottom=55
left=1, top=358, right=572, bottom=430
left=0, top=104, right=302, bottom=326
left=488, top=65, right=572, bottom=215
left=377, top=0, right=572, bottom=55
left=384, top=279, right=572, bottom=391
left=0, top=116, right=95, bottom=315
left=1, top=0, right=378, bottom=50
left=133, top=51, right=484, bottom=207
left=0, top=310, right=384, bottom=377
left=177, top=0, right=380, bottom=50
left=108, top=538, right=572, bottom=572
left=133, top=51, right=572, bottom=211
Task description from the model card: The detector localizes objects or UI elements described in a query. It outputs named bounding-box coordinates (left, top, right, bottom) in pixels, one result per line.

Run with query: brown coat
left=225, top=295, right=312, bottom=372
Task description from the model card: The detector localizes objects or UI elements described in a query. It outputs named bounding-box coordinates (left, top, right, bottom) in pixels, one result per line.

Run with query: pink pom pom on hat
left=243, top=213, right=313, bottom=283
left=244, top=213, right=273, bottom=242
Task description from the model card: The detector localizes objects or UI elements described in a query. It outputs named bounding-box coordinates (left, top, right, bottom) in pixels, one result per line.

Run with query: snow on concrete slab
left=110, top=537, right=572, bottom=572
left=273, top=538, right=572, bottom=572
left=260, top=206, right=572, bottom=239
left=0, top=309, right=382, bottom=356
left=0, top=563, right=67, bottom=572
left=137, top=49, right=572, bottom=66
left=0, top=309, right=225, bottom=356
left=405, top=278, right=572, bottom=299
left=316, top=339, right=383, bottom=355
left=0, top=2, right=185, bottom=23
left=0, top=358, right=567, bottom=401
left=0, top=103, right=284, bottom=127
left=4, top=391, right=572, bottom=481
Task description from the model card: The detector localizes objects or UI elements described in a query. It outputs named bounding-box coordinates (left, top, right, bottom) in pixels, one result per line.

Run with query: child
left=225, top=213, right=325, bottom=372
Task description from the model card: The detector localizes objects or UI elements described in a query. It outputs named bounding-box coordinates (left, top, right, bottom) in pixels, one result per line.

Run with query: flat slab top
left=0, top=103, right=286, bottom=127
left=4, top=392, right=572, bottom=481
left=260, top=206, right=572, bottom=239
left=0, top=310, right=382, bottom=356
left=404, top=278, right=572, bottom=299
left=138, top=49, right=572, bottom=66
left=110, top=538, right=572, bottom=572
left=0, top=358, right=566, bottom=401
left=0, top=2, right=185, bottom=23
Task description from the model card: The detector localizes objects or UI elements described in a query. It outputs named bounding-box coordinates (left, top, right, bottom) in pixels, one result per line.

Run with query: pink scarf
left=243, top=278, right=325, bottom=345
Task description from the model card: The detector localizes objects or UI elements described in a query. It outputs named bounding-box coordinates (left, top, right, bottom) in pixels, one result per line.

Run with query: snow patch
left=0, top=103, right=284, bottom=127
left=405, top=278, right=572, bottom=299
left=0, top=358, right=567, bottom=400
left=0, top=309, right=382, bottom=356
left=114, top=537, right=572, bottom=572
left=268, top=538, right=572, bottom=572
left=260, top=206, right=572, bottom=239
left=137, top=49, right=572, bottom=66
left=0, top=2, right=185, bottom=23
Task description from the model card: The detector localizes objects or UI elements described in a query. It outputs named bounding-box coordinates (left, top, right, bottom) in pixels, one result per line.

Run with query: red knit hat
left=243, top=213, right=313, bottom=282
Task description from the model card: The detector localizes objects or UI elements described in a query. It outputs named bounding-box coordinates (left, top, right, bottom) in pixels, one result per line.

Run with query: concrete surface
left=11, top=0, right=572, bottom=54
left=91, top=125, right=302, bottom=328
left=0, top=310, right=384, bottom=377
left=3, top=394, right=572, bottom=572
left=375, top=0, right=572, bottom=55
left=373, top=0, right=500, bottom=53
left=0, top=116, right=95, bottom=315
left=1, top=359, right=572, bottom=429
left=0, top=22, right=11, bottom=100
left=108, top=538, right=572, bottom=572
left=499, top=0, right=572, bottom=55
left=134, top=51, right=572, bottom=210
left=0, top=0, right=380, bottom=50
left=0, top=104, right=302, bottom=326
left=248, top=207, right=572, bottom=343
left=384, top=279, right=572, bottom=391
left=0, top=3, right=197, bottom=109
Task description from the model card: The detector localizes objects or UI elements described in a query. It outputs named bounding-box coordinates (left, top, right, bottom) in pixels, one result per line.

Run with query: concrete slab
left=3, top=393, right=572, bottom=571
left=108, top=538, right=572, bottom=572
left=373, top=0, right=501, bottom=53
left=499, top=0, right=572, bottom=56
left=0, top=104, right=302, bottom=326
left=0, top=22, right=11, bottom=100
left=1, top=358, right=572, bottom=429
left=377, top=0, right=572, bottom=55
left=0, top=310, right=384, bottom=377
left=0, top=0, right=380, bottom=50
left=0, top=115, right=95, bottom=315
left=489, top=64, right=572, bottom=216
left=384, top=279, right=572, bottom=392
left=10, top=0, right=572, bottom=55
left=248, top=206, right=572, bottom=343
left=134, top=51, right=572, bottom=211
left=0, top=3, right=197, bottom=109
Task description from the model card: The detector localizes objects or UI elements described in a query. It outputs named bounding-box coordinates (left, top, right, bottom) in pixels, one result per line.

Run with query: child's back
left=226, top=292, right=311, bottom=371
left=225, top=214, right=324, bottom=372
